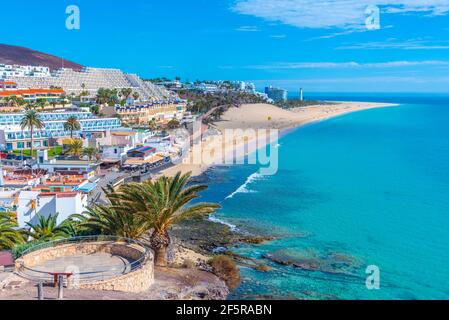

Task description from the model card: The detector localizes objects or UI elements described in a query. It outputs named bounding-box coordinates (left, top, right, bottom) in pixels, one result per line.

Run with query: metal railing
left=17, top=235, right=152, bottom=284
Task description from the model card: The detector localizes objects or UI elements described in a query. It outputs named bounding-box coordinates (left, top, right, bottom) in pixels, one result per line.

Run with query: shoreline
left=160, top=101, right=398, bottom=178
left=160, top=100, right=399, bottom=299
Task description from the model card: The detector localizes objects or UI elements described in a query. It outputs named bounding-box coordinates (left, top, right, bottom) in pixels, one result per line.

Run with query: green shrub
left=12, top=240, right=47, bottom=259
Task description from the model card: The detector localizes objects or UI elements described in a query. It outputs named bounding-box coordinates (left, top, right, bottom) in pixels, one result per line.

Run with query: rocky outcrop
left=150, top=267, right=229, bottom=300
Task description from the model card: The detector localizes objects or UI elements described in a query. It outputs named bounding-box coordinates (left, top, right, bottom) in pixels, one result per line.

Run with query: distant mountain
left=0, top=44, right=84, bottom=71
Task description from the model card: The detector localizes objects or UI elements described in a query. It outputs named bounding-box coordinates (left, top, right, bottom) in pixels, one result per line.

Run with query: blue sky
left=2, top=0, right=449, bottom=92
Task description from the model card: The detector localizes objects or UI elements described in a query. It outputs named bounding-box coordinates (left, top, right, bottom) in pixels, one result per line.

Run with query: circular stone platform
left=15, top=237, right=154, bottom=293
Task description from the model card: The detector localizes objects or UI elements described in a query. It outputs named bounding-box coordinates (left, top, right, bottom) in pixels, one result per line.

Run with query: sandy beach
left=160, top=101, right=397, bottom=178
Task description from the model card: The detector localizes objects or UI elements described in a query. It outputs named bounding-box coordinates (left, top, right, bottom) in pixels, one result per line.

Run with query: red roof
left=0, top=81, right=17, bottom=85
left=39, top=191, right=80, bottom=198
left=0, top=88, right=65, bottom=97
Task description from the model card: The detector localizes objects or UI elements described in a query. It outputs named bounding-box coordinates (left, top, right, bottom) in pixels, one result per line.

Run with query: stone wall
left=78, top=258, right=153, bottom=293
left=15, top=241, right=154, bottom=293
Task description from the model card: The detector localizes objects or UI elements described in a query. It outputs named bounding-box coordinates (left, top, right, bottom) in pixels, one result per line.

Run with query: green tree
left=64, top=116, right=81, bottom=138
left=148, top=119, right=158, bottom=131
left=66, top=139, right=84, bottom=158
left=20, top=109, right=44, bottom=162
left=34, top=98, right=48, bottom=110
left=120, top=88, right=133, bottom=100
left=89, top=104, right=100, bottom=115
left=166, top=118, right=180, bottom=129
left=111, top=172, right=220, bottom=266
left=96, top=88, right=112, bottom=105
left=83, top=147, right=98, bottom=161
left=0, top=213, right=25, bottom=250
left=24, top=213, right=71, bottom=241
left=72, top=203, right=149, bottom=240
left=4, top=96, right=25, bottom=108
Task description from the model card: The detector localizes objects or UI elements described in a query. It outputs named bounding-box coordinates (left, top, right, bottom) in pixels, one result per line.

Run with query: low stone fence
left=15, top=240, right=154, bottom=293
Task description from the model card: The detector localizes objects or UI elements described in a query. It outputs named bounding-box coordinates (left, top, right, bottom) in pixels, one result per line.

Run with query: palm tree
left=132, top=91, right=140, bottom=101
left=96, top=88, right=110, bottom=105
left=64, top=116, right=81, bottom=138
left=111, top=172, right=220, bottom=267
left=148, top=119, right=158, bottom=131
left=120, top=88, right=133, bottom=100
left=72, top=203, right=149, bottom=239
left=4, top=96, right=25, bottom=108
left=166, top=119, right=180, bottom=129
left=24, top=213, right=70, bottom=241
left=34, top=98, right=47, bottom=110
left=20, top=109, right=44, bottom=161
left=0, top=213, right=25, bottom=250
left=83, top=147, right=98, bottom=161
left=66, top=139, right=84, bottom=158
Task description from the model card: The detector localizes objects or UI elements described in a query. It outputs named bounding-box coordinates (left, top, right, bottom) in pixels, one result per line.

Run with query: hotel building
left=0, top=88, right=65, bottom=103
left=115, top=101, right=186, bottom=125
left=4, top=65, right=178, bottom=102
left=0, top=111, right=122, bottom=150
left=0, top=81, right=18, bottom=90
left=265, top=86, right=288, bottom=102
left=0, top=64, right=51, bottom=78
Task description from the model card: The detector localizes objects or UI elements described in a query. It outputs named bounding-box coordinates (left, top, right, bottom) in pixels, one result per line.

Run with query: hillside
left=0, top=44, right=84, bottom=71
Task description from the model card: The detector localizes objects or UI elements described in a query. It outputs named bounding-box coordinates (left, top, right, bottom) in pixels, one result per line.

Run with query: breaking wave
left=225, top=172, right=264, bottom=200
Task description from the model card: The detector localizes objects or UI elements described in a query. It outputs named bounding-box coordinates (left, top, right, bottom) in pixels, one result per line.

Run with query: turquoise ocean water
left=199, top=95, right=449, bottom=300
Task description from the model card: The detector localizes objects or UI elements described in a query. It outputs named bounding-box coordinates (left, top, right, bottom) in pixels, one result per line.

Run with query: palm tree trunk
left=150, top=230, right=170, bottom=267
left=30, top=126, right=34, bottom=175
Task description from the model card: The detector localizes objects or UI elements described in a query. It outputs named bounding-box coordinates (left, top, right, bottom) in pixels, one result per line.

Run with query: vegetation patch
left=209, top=255, right=241, bottom=290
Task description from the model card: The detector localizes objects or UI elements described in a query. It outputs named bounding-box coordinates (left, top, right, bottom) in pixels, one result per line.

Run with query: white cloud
left=236, top=25, right=260, bottom=32
left=338, top=39, right=449, bottom=50
left=270, top=34, right=287, bottom=38
left=248, top=60, right=449, bottom=70
left=232, top=0, right=449, bottom=30
left=252, top=76, right=425, bottom=84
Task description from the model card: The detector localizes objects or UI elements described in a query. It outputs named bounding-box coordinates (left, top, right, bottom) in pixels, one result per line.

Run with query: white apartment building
left=16, top=190, right=87, bottom=228
left=0, top=64, right=51, bottom=78
left=0, top=111, right=122, bottom=151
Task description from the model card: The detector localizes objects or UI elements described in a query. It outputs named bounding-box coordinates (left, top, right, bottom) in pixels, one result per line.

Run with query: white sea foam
left=225, top=172, right=264, bottom=200
left=208, top=215, right=238, bottom=231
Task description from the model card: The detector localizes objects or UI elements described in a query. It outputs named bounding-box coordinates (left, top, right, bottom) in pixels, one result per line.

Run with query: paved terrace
left=22, top=252, right=135, bottom=282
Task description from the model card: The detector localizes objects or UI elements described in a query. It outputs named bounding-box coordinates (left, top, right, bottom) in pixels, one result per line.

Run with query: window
left=17, top=142, right=24, bottom=149
left=6, top=143, right=12, bottom=151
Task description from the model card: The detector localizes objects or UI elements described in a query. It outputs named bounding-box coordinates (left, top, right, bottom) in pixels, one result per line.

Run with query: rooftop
left=0, top=88, right=65, bottom=97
